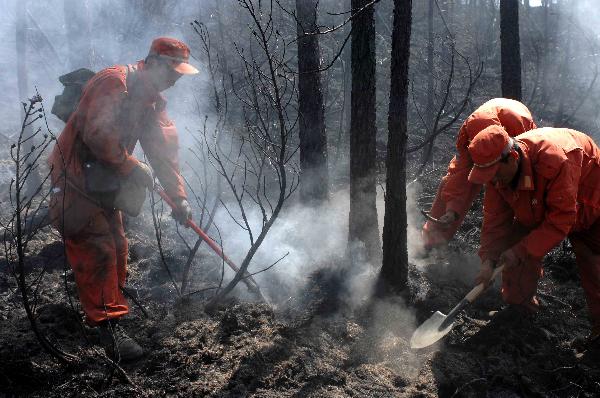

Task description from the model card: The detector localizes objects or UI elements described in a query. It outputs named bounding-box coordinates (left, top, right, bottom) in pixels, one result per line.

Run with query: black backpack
left=51, top=68, right=96, bottom=122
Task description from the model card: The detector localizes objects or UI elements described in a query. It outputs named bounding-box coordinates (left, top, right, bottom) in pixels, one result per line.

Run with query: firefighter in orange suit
left=469, top=125, right=600, bottom=342
left=422, top=98, right=537, bottom=250
left=48, top=37, right=198, bottom=361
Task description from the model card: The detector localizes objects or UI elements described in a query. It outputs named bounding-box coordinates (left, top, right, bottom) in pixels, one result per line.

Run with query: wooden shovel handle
left=464, top=264, right=505, bottom=303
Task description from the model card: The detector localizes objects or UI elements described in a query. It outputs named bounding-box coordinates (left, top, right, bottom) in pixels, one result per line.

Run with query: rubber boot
left=99, top=320, right=144, bottom=362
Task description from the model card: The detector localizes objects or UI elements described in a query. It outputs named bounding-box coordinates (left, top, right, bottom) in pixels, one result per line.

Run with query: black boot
left=98, top=320, right=144, bottom=362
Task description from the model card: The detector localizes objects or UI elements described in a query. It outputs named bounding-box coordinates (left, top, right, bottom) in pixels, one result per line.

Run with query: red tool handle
left=157, top=190, right=243, bottom=274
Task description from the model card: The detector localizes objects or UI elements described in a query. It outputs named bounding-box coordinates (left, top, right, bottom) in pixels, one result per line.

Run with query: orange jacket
left=443, top=98, right=536, bottom=215
left=479, top=128, right=600, bottom=262
left=49, top=61, right=186, bottom=235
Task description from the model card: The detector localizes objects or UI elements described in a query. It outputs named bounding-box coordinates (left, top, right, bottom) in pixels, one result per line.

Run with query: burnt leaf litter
left=2, top=177, right=600, bottom=397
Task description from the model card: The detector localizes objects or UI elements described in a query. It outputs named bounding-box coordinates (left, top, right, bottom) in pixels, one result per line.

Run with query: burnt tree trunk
left=541, top=0, right=550, bottom=102
left=445, top=0, right=455, bottom=44
left=420, top=0, right=435, bottom=168
left=16, top=0, right=41, bottom=197
left=213, top=0, right=231, bottom=77
left=380, top=0, right=412, bottom=293
left=16, top=1, right=29, bottom=107
left=296, top=0, right=329, bottom=203
left=64, top=0, right=93, bottom=69
left=333, top=0, right=352, bottom=166
left=349, top=0, right=381, bottom=262
left=500, top=0, right=522, bottom=101
left=337, top=1, right=352, bottom=163
left=554, top=0, right=575, bottom=126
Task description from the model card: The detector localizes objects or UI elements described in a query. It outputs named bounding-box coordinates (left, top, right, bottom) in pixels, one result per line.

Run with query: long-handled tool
left=410, top=264, right=504, bottom=349
left=157, top=190, right=268, bottom=303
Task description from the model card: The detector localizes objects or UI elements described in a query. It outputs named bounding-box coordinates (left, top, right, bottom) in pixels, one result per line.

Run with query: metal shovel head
left=410, top=311, right=454, bottom=349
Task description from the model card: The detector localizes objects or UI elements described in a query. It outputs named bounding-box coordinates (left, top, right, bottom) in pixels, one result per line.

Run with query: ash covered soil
left=2, top=186, right=600, bottom=397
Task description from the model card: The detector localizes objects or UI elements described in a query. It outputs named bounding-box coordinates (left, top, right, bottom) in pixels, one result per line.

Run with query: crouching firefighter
left=48, top=37, right=198, bottom=362
left=421, top=98, right=537, bottom=252
left=469, top=126, right=600, bottom=344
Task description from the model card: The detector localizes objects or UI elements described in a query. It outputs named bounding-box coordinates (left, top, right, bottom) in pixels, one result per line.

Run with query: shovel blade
left=410, top=311, right=454, bottom=349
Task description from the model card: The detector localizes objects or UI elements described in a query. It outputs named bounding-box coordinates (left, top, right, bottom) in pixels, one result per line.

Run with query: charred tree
left=541, top=0, right=550, bottom=102
left=64, top=0, right=93, bottom=69
left=3, top=96, right=77, bottom=365
left=296, top=0, right=329, bottom=203
left=420, top=0, right=435, bottom=167
left=500, top=0, right=522, bottom=101
left=348, top=0, right=381, bottom=263
left=213, top=0, right=231, bottom=77
left=554, top=0, right=572, bottom=126
left=16, top=2, right=29, bottom=108
left=335, top=3, right=352, bottom=164
left=16, top=0, right=41, bottom=198
left=380, top=0, right=412, bottom=294
left=195, top=1, right=299, bottom=305
left=426, top=0, right=434, bottom=110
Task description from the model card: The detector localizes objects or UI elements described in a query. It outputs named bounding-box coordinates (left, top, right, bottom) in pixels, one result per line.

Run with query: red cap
left=467, top=125, right=510, bottom=184
left=148, top=37, right=199, bottom=75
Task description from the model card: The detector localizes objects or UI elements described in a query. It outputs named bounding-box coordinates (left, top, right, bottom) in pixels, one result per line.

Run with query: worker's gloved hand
left=130, top=162, right=154, bottom=189
left=475, top=259, right=496, bottom=287
left=499, top=244, right=529, bottom=269
left=437, top=210, right=458, bottom=227
left=171, top=198, right=192, bottom=226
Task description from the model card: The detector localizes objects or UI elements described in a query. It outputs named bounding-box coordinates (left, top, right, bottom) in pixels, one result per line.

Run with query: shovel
left=410, top=264, right=504, bottom=349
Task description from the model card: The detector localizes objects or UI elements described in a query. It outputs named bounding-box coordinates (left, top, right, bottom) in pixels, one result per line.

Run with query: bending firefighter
left=48, top=37, right=198, bottom=361
left=422, top=98, right=537, bottom=250
left=470, top=126, right=600, bottom=342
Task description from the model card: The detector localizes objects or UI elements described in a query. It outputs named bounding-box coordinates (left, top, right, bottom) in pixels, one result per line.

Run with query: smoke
left=201, top=180, right=421, bottom=345
left=192, top=177, right=428, bottom=304
left=365, top=298, right=421, bottom=378
left=208, top=185, right=423, bottom=372
left=206, top=188, right=360, bottom=302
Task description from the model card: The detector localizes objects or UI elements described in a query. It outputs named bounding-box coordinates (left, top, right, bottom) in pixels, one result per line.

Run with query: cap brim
left=468, top=163, right=500, bottom=184
left=171, top=62, right=199, bottom=75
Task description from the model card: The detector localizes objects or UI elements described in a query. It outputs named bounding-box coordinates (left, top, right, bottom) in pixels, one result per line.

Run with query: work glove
left=171, top=198, right=192, bottom=226
left=130, top=162, right=154, bottom=189
left=475, top=259, right=496, bottom=287
left=437, top=210, right=458, bottom=227
left=499, top=244, right=530, bottom=269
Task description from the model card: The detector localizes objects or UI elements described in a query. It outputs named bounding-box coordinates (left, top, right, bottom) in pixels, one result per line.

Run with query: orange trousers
left=422, top=176, right=482, bottom=248
left=496, top=223, right=600, bottom=326
left=570, top=223, right=600, bottom=325
left=65, top=210, right=129, bottom=325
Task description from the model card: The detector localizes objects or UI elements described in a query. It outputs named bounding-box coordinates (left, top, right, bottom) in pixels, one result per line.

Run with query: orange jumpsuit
left=480, top=128, right=600, bottom=325
left=48, top=61, right=186, bottom=325
left=422, top=98, right=537, bottom=248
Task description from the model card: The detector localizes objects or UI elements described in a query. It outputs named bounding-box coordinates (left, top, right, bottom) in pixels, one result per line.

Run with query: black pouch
left=83, top=161, right=120, bottom=208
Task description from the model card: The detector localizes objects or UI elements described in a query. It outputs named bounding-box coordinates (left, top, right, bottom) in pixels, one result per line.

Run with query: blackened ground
left=1, top=175, right=600, bottom=397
